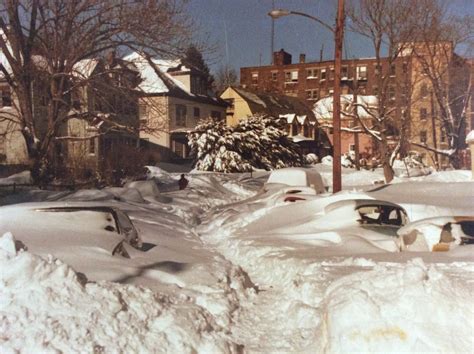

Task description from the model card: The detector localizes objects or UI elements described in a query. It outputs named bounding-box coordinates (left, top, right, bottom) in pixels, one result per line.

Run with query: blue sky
left=187, top=0, right=474, bottom=75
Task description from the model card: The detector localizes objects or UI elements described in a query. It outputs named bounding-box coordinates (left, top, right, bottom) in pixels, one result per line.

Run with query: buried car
left=397, top=216, right=474, bottom=252
left=0, top=202, right=144, bottom=277
left=242, top=198, right=409, bottom=253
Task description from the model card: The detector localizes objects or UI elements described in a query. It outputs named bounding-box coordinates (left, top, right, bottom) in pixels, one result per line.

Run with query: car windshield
left=357, top=205, right=407, bottom=226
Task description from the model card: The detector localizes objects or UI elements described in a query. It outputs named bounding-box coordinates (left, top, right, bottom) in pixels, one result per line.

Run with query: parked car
left=242, top=198, right=409, bottom=252
left=265, top=167, right=326, bottom=194
left=0, top=201, right=143, bottom=266
left=397, top=216, right=474, bottom=252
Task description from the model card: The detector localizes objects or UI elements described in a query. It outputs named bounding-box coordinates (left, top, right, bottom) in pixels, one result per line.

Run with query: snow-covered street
left=1, top=167, right=473, bottom=353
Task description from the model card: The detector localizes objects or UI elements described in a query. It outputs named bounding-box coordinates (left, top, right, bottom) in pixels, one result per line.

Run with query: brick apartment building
left=240, top=48, right=472, bottom=168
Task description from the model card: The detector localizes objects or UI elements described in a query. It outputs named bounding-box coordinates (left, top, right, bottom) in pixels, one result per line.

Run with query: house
left=313, top=95, right=378, bottom=158
left=0, top=51, right=141, bottom=179
left=124, top=52, right=228, bottom=163
left=220, top=86, right=331, bottom=157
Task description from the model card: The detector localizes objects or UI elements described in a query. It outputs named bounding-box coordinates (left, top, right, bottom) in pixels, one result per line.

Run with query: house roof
left=228, top=86, right=318, bottom=123
left=123, top=51, right=227, bottom=107
left=313, top=94, right=378, bottom=121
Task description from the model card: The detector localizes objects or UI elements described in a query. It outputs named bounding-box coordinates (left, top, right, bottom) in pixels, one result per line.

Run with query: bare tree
left=214, top=64, right=238, bottom=93
left=408, top=2, right=473, bottom=168
left=0, top=0, right=193, bottom=183
left=348, top=0, right=424, bottom=182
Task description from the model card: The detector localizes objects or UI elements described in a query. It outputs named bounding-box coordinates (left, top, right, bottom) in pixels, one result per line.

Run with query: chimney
left=273, top=49, right=292, bottom=66
left=299, top=53, right=306, bottom=63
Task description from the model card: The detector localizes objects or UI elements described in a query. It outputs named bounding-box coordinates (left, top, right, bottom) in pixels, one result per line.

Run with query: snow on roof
left=280, top=113, right=296, bottom=124
left=123, top=52, right=190, bottom=94
left=235, top=88, right=267, bottom=107
left=72, top=59, right=99, bottom=79
left=314, top=95, right=378, bottom=120
left=466, top=130, right=474, bottom=143
left=296, top=115, right=307, bottom=125
left=290, top=134, right=314, bottom=143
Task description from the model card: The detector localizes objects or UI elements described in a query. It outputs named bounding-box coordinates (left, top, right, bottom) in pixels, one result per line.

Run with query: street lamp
left=268, top=2, right=345, bottom=193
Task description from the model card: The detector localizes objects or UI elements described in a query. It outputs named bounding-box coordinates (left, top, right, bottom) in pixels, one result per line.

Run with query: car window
left=357, top=205, right=407, bottom=226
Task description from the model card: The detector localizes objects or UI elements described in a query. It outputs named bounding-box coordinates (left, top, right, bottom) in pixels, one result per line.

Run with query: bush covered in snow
left=188, top=115, right=305, bottom=172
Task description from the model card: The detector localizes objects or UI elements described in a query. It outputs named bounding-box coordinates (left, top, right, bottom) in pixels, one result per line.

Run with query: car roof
left=325, top=199, right=405, bottom=213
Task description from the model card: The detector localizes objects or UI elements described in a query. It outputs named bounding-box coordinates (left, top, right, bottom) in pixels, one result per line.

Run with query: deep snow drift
left=0, top=167, right=473, bottom=353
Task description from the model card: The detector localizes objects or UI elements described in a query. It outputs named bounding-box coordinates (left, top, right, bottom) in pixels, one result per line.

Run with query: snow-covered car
left=265, top=167, right=326, bottom=194
left=242, top=198, right=409, bottom=252
left=397, top=216, right=474, bottom=252
left=0, top=202, right=142, bottom=260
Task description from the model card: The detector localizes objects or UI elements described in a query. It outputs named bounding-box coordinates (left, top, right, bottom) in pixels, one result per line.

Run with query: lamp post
left=268, top=1, right=345, bottom=192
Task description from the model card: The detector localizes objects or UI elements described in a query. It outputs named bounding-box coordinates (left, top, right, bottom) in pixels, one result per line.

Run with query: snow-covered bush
left=306, top=153, right=319, bottom=164
left=188, top=115, right=305, bottom=172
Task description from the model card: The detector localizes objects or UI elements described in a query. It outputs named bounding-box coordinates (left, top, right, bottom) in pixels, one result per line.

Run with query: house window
left=271, top=71, right=278, bottom=81
left=89, top=138, right=96, bottom=155
left=291, top=122, right=298, bottom=136
left=211, top=111, right=222, bottom=120
left=251, top=72, right=258, bottom=84
left=420, top=84, right=428, bottom=98
left=139, top=104, right=148, bottom=122
left=306, top=89, right=318, bottom=100
left=307, top=68, right=318, bottom=79
left=349, top=144, right=355, bottom=151
left=329, top=89, right=334, bottom=96
left=420, top=108, right=428, bottom=120
left=1, top=88, right=12, bottom=107
left=420, top=130, right=427, bottom=143
left=320, top=68, right=327, bottom=81
left=175, top=104, right=187, bottom=126
left=441, top=131, right=446, bottom=143
left=303, top=125, right=309, bottom=137
left=320, top=89, right=327, bottom=97
left=402, top=62, right=409, bottom=74
left=357, top=66, right=367, bottom=80
left=194, top=107, right=200, bottom=118
left=373, top=86, right=378, bottom=96
left=173, top=140, right=186, bottom=158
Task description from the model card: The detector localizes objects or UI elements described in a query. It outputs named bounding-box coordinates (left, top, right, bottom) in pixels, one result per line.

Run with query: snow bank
left=320, top=258, right=474, bottom=353
left=0, top=233, right=238, bottom=353
left=0, top=171, right=32, bottom=185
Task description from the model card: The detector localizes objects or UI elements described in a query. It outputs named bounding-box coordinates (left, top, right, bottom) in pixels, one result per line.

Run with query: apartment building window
left=374, top=63, right=382, bottom=76
left=390, top=63, right=396, bottom=77
left=194, top=107, right=200, bottom=118
left=388, top=86, right=396, bottom=101
left=284, top=71, right=298, bottom=83
left=357, top=65, right=367, bottom=80
left=307, top=68, right=318, bottom=79
left=341, top=66, right=348, bottom=79
left=420, top=108, right=428, bottom=120
left=271, top=71, right=278, bottom=81
left=320, top=68, right=327, bottom=81
left=329, top=67, right=335, bottom=80
left=420, top=130, right=427, bottom=143
left=175, top=104, right=187, bottom=126
left=306, top=89, right=318, bottom=100
left=329, top=89, right=334, bottom=96
left=251, top=72, right=258, bottom=84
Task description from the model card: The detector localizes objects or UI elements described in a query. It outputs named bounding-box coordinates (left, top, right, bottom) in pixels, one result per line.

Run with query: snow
left=314, top=94, right=378, bottom=120
left=0, top=168, right=473, bottom=353
left=466, top=130, right=474, bottom=143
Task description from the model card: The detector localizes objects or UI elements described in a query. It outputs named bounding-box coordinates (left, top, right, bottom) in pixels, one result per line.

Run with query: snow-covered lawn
left=1, top=167, right=473, bottom=353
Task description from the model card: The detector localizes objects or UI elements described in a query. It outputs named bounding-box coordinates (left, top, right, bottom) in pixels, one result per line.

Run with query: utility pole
left=332, top=0, right=345, bottom=192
